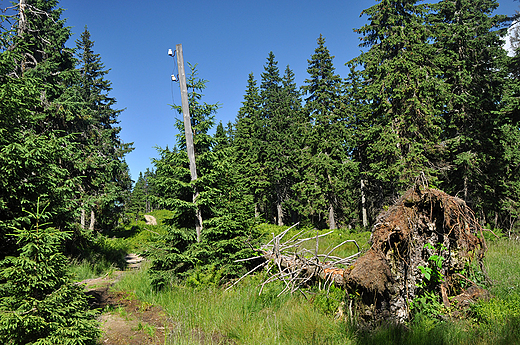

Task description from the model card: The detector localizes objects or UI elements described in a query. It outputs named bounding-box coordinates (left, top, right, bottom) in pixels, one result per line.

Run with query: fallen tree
left=232, top=185, right=488, bottom=326
left=226, top=222, right=361, bottom=296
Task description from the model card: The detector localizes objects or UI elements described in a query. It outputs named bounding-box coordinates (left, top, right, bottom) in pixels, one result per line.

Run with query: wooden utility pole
left=175, top=44, right=202, bottom=241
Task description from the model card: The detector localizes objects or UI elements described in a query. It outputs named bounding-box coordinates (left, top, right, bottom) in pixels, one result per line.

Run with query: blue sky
left=57, top=0, right=519, bottom=182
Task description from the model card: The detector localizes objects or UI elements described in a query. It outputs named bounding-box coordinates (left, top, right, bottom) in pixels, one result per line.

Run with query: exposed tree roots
left=234, top=185, right=488, bottom=326
left=345, top=185, right=487, bottom=325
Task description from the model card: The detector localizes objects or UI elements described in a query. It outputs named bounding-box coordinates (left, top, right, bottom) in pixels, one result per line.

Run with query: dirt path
left=81, top=254, right=175, bottom=345
left=82, top=246, right=235, bottom=344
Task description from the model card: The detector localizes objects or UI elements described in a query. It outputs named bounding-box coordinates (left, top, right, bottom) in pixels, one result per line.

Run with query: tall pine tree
left=74, top=26, right=133, bottom=231
left=429, top=0, right=509, bottom=224
left=0, top=0, right=80, bottom=256
left=234, top=73, right=268, bottom=219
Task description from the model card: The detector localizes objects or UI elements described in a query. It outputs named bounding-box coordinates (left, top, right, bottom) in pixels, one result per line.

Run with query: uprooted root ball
left=344, top=186, right=486, bottom=326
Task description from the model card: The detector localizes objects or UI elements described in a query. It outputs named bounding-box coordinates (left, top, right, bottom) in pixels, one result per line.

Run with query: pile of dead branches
left=227, top=223, right=361, bottom=296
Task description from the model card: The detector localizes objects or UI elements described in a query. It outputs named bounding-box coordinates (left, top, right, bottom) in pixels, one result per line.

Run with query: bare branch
left=229, top=223, right=361, bottom=296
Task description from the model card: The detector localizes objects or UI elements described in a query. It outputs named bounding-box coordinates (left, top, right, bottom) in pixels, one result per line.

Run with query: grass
left=75, top=217, right=520, bottom=344
left=109, top=222, right=369, bottom=344
left=115, top=270, right=355, bottom=344
left=69, top=210, right=172, bottom=281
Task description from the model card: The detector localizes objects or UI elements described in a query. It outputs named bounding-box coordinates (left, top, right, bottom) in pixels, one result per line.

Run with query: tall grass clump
left=468, top=238, right=520, bottom=343
left=69, top=234, right=130, bottom=281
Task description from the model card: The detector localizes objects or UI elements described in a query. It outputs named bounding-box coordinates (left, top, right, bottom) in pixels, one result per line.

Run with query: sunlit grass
left=74, top=219, right=520, bottom=344
left=114, top=269, right=355, bottom=344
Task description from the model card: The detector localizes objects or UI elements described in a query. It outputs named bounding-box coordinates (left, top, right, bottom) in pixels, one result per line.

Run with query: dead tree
left=231, top=185, right=488, bottom=327
left=227, top=222, right=361, bottom=296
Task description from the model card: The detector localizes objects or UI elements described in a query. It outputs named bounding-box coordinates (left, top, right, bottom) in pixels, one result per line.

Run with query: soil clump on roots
left=344, top=185, right=487, bottom=326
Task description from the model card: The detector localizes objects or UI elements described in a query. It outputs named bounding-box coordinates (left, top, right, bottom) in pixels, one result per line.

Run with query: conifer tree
left=0, top=0, right=81, bottom=255
left=153, top=63, right=219, bottom=229
left=350, top=0, right=443, bottom=213
left=234, top=73, right=267, bottom=219
left=149, top=69, right=256, bottom=286
left=300, top=34, right=357, bottom=228
left=429, top=0, right=509, bottom=223
left=74, top=26, right=133, bottom=231
left=0, top=203, right=99, bottom=344
left=129, top=172, right=147, bottom=216
left=260, top=52, right=301, bottom=225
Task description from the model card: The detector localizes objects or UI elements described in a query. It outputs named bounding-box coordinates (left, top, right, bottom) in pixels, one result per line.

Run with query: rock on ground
left=144, top=215, right=157, bottom=225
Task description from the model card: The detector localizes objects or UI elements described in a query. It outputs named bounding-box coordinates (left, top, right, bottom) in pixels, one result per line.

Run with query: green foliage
left=148, top=64, right=259, bottom=287
left=0, top=201, right=99, bottom=345
left=412, top=243, right=447, bottom=318
left=73, top=26, right=133, bottom=232
left=0, top=2, right=131, bottom=260
left=417, top=243, right=446, bottom=284
left=298, top=34, right=359, bottom=229
left=349, top=0, right=444, bottom=214
left=128, top=172, right=150, bottom=215
left=148, top=227, right=196, bottom=289
left=409, top=290, right=445, bottom=319
left=148, top=213, right=258, bottom=289
left=311, top=284, right=346, bottom=316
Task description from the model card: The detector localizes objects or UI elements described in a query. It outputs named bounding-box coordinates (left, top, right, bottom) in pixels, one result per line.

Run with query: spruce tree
left=351, top=0, right=443, bottom=213
left=259, top=52, right=297, bottom=225
left=154, top=63, right=219, bottom=229
left=0, top=0, right=80, bottom=255
left=234, top=72, right=267, bottom=219
left=129, top=172, right=147, bottom=217
left=74, top=26, right=133, bottom=231
left=300, top=34, right=357, bottom=229
left=0, top=202, right=99, bottom=344
left=429, top=0, right=509, bottom=224
left=149, top=69, right=256, bottom=286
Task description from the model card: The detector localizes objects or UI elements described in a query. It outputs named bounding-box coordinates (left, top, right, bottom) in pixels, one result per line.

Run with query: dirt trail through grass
left=81, top=253, right=174, bottom=345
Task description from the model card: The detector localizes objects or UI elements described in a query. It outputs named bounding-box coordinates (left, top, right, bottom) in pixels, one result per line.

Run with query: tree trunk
left=18, top=0, right=27, bottom=37
left=326, top=171, right=337, bottom=229
left=277, top=201, right=284, bottom=226
left=80, top=207, right=85, bottom=230
left=276, top=185, right=284, bottom=226
left=361, top=179, right=368, bottom=227
left=194, top=189, right=202, bottom=241
left=89, top=209, right=95, bottom=231
left=328, top=202, right=337, bottom=230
